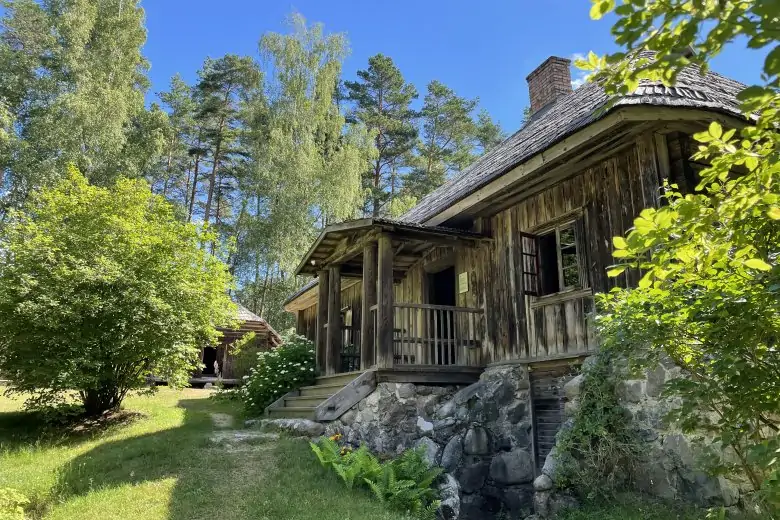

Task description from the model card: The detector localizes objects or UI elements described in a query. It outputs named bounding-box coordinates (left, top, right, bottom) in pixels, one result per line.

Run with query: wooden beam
left=315, top=269, right=329, bottom=376
left=376, top=233, right=394, bottom=369
left=360, top=242, right=377, bottom=370
left=296, top=309, right=305, bottom=335
left=322, top=229, right=380, bottom=267
left=325, top=266, right=342, bottom=375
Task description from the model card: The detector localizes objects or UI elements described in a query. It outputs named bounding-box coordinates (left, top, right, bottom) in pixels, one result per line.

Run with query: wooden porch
left=294, top=218, right=491, bottom=380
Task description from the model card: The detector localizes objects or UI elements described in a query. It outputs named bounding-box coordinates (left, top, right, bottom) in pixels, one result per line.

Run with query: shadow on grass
left=4, top=395, right=401, bottom=520
left=0, top=406, right=144, bottom=453
left=49, top=398, right=233, bottom=520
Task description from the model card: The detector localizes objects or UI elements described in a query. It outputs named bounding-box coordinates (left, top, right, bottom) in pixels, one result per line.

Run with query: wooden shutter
left=530, top=363, right=580, bottom=471
left=519, top=232, right=540, bottom=297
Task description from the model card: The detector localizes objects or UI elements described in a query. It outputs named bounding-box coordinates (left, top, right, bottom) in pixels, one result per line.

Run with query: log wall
left=297, top=131, right=675, bottom=365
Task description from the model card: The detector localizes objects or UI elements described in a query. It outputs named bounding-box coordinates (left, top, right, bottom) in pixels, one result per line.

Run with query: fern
left=309, top=438, right=340, bottom=469
left=310, top=441, right=443, bottom=517
left=416, top=501, right=441, bottom=520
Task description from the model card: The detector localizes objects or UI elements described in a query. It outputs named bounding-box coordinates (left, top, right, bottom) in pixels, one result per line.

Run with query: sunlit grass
left=0, top=388, right=404, bottom=520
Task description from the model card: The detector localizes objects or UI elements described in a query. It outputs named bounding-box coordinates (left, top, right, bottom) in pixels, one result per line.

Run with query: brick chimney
left=526, top=56, right=573, bottom=115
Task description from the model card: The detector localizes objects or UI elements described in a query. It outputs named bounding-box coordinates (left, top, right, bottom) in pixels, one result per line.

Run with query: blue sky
left=142, top=0, right=765, bottom=132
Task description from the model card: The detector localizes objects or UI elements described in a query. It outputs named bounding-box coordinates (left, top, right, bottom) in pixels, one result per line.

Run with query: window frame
left=520, top=212, right=588, bottom=298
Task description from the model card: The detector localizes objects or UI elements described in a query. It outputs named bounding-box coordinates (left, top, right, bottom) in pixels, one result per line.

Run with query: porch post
left=296, top=309, right=305, bottom=335
left=326, top=265, right=342, bottom=375
left=376, top=233, right=394, bottom=369
left=360, top=242, right=377, bottom=370
left=315, top=269, right=329, bottom=376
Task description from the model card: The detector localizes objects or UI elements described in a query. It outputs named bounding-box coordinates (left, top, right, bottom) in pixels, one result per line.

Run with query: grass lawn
left=0, top=388, right=405, bottom=520
left=557, top=494, right=714, bottom=520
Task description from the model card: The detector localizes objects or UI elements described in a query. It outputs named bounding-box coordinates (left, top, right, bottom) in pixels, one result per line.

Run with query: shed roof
left=220, top=303, right=282, bottom=346
left=400, top=67, right=746, bottom=225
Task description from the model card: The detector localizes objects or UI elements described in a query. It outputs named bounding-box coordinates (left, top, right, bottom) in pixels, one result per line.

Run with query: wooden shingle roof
left=221, top=303, right=282, bottom=347
left=400, top=67, right=746, bottom=225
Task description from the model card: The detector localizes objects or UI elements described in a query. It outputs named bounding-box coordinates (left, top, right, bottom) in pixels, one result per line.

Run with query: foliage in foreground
left=554, top=355, right=643, bottom=499
left=311, top=435, right=442, bottom=519
left=557, top=493, right=715, bottom=520
left=0, top=488, right=27, bottom=520
left=0, top=169, right=235, bottom=415
left=239, top=332, right=316, bottom=413
left=579, top=0, right=780, bottom=512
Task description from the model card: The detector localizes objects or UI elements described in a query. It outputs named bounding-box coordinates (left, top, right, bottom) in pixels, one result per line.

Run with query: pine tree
left=193, top=55, right=261, bottom=226
left=404, top=81, right=504, bottom=200
left=344, top=54, right=418, bottom=216
left=404, top=81, right=475, bottom=199
left=156, top=74, right=197, bottom=205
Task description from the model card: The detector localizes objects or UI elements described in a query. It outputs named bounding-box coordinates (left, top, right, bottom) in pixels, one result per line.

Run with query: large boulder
left=463, top=426, right=491, bottom=455
left=436, top=473, right=461, bottom=520
left=441, top=434, right=464, bottom=473
left=489, top=448, right=534, bottom=485
left=458, top=460, right=490, bottom=493
left=256, top=418, right=325, bottom=437
left=413, top=437, right=441, bottom=467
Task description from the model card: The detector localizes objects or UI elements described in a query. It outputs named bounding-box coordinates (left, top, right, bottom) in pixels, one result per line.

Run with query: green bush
left=240, top=331, right=315, bottom=414
left=311, top=436, right=442, bottom=519
left=0, top=488, right=27, bottom=520
left=0, top=168, right=235, bottom=416
left=554, top=354, right=643, bottom=500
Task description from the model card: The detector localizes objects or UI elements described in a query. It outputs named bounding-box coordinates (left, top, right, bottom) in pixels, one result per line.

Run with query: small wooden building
left=282, top=55, right=746, bottom=449
left=193, top=304, right=282, bottom=384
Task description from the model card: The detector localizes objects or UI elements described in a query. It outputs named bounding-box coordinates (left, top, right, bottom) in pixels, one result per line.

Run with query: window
left=520, top=220, right=584, bottom=297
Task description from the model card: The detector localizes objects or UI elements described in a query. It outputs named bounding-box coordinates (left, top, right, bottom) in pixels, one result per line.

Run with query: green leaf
left=606, top=265, right=628, bottom=277
left=768, top=207, right=780, bottom=220
left=764, top=45, right=780, bottom=77
left=708, top=121, right=722, bottom=140
left=590, top=0, right=615, bottom=20
left=613, top=236, right=628, bottom=249
left=744, top=258, right=771, bottom=271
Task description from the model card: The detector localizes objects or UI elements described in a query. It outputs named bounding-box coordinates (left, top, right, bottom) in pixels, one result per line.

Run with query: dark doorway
left=426, top=266, right=456, bottom=364
left=202, top=347, right=217, bottom=375
left=428, top=266, right=456, bottom=306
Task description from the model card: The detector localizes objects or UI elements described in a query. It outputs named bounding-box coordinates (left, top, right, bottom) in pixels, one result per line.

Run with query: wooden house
left=279, top=55, right=746, bottom=448
left=192, top=304, right=282, bottom=385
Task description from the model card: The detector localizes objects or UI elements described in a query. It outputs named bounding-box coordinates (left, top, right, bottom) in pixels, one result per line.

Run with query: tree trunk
left=81, top=384, right=123, bottom=416
left=203, top=98, right=229, bottom=225
left=187, top=152, right=201, bottom=222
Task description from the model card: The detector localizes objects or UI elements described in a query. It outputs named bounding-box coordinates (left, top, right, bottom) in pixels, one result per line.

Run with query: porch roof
left=294, top=217, right=490, bottom=278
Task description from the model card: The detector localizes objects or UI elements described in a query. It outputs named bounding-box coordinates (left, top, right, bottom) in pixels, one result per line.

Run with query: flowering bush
left=240, top=331, right=316, bottom=414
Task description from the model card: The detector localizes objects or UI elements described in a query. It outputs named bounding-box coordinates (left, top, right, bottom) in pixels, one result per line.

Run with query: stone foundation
left=560, top=355, right=747, bottom=513
left=325, top=365, right=536, bottom=519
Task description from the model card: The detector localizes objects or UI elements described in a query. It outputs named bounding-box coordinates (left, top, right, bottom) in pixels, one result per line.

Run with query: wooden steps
left=264, top=370, right=371, bottom=421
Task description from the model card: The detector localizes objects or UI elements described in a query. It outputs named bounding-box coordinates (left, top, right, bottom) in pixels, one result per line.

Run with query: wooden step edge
left=315, top=370, right=366, bottom=383
left=275, top=406, right=316, bottom=412
left=300, top=382, right=346, bottom=391
left=286, top=395, right=332, bottom=401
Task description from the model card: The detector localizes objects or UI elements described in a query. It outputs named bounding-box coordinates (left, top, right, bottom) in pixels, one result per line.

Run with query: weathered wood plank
left=315, top=370, right=377, bottom=422
left=376, top=233, right=395, bottom=369
left=360, top=242, right=377, bottom=369
left=326, top=266, right=342, bottom=375
left=316, top=269, right=329, bottom=376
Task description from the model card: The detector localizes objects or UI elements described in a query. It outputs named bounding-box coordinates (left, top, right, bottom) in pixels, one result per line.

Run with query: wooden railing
left=372, top=303, right=484, bottom=367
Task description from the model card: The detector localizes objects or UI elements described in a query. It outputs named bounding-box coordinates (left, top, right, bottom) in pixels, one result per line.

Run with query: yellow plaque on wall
left=458, top=271, right=469, bottom=294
